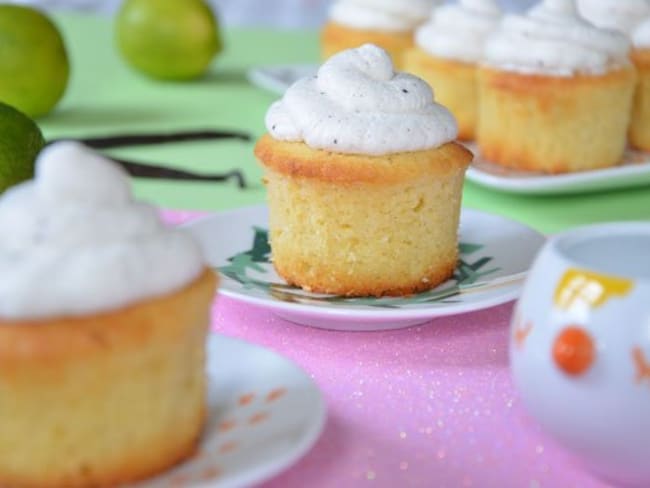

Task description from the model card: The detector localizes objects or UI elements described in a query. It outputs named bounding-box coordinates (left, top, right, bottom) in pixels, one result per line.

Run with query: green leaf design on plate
left=217, top=228, right=501, bottom=308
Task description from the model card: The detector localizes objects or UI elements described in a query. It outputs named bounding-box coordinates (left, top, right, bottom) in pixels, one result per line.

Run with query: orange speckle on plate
left=266, top=388, right=287, bottom=403
left=632, top=347, right=650, bottom=383
left=514, top=321, right=533, bottom=349
left=189, top=448, right=204, bottom=460
left=238, top=393, right=255, bottom=406
left=218, top=419, right=237, bottom=432
left=201, top=466, right=222, bottom=480
left=249, top=411, right=270, bottom=425
left=219, top=440, right=239, bottom=454
left=169, top=474, right=190, bottom=488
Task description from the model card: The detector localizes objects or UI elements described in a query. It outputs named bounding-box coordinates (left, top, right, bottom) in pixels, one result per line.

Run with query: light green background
left=39, top=14, right=650, bottom=234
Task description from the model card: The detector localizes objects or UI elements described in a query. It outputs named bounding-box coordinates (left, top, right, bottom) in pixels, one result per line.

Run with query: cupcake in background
left=576, top=0, right=650, bottom=34
left=404, top=0, right=501, bottom=140
left=321, top=0, right=437, bottom=69
left=477, top=0, right=636, bottom=173
left=631, top=19, right=650, bottom=150
left=576, top=1, right=650, bottom=152
left=256, top=44, right=472, bottom=297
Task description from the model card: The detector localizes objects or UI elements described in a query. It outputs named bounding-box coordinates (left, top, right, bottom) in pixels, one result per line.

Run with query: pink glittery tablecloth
left=163, top=210, right=611, bottom=488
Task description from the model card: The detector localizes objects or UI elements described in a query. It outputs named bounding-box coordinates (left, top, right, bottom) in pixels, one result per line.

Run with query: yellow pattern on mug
left=554, top=269, right=634, bottom=312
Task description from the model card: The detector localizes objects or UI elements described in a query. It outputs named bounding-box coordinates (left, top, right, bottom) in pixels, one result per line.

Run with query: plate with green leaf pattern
left=184, top=205, right=545, bottom=331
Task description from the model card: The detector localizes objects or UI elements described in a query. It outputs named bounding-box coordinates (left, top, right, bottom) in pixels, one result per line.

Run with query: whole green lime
left=0, top=5, right=70, bottom=118
left=116, top=0, right=223, bottom=81
left=0, top=102, right=45, bottom=194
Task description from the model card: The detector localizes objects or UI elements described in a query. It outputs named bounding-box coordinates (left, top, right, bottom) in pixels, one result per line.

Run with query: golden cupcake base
left=255, top=134, right=472, bottom=297
left=477, top=66, right=636, bottom=173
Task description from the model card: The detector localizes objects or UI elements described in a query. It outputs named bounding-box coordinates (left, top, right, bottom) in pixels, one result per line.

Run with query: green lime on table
left=0, top=102, right=45, bottom=194
left=116, top=0, right=223, bottom=81
left=0, top=5, right=69, bottom=118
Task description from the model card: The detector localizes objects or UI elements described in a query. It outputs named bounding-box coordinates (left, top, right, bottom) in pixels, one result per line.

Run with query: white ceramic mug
left=510, top=221, right=650, bottom=486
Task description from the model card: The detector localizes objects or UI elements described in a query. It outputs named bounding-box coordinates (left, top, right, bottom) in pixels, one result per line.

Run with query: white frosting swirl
left=484, top=0, right=630, bottom=76
left=266, top=44, right=457, bottom=155
left=633, top=18, right=650, bottom=47
left=415, top=0, right=502, bottom=63
left=329, top=0, right=437, bottom=32
left=577, top=0, right=650, bottom=34
left=0, top=142, right=204, bottom=320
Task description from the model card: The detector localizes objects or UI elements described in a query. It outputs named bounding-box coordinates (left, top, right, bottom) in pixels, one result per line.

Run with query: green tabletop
left=39, top=13, right=650, bottom=234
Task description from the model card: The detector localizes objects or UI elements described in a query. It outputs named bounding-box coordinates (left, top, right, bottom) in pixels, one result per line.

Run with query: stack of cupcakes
left=406, top=0, right=639, bottom=173
left=321, top=0, right=648, bottom=174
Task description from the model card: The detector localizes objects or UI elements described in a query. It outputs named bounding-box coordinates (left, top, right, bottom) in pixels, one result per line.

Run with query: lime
left=0, top=102, right=45, bottom=194
left=0, top=5, right=70, bottom=118
left=116, top=0, right=223, bottom=81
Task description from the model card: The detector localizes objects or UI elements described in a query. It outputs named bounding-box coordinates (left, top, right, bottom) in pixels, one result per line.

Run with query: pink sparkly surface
left=163, top=211, right=612, bottom=488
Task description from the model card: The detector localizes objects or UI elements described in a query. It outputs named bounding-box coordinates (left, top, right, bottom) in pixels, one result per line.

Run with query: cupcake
left=631, top=19, right=650, bottom=150
left=255, top=44, right=472, bottom=297
left=477, top=0, right=636, bottom=173
left=321, top=0, right=437, bottom=69
left=404, top=0, right=501, bottom=140
left=0, top=142, right=217, bottom=487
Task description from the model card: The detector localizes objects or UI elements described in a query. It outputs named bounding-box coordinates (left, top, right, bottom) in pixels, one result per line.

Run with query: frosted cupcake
left=321, top=0, right=437, bottom=69
left=255, top=44, right=472, bottom=297
left=631, top=19, right=650, bottom=150
left=477, top=0, right=636, bottom=173
left=404, top=0, right=501, bottom=140
left=0, top=142, right=217, bottom=487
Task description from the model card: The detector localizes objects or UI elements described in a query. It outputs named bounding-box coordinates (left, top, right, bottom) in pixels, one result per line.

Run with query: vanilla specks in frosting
left=0, top=142, right=204, bottom=319
left=416, top=0, right=501, bottom=63
left=266, top=44, right=458, bottom=155
left=329, top=0, right=437, bottom=32
left=484, top=0, right=630, bottom=76
left=577, top=0, right=650, bottom=35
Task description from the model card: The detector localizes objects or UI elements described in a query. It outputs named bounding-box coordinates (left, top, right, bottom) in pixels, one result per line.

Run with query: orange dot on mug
left=553, top=327, right=595, bottom=376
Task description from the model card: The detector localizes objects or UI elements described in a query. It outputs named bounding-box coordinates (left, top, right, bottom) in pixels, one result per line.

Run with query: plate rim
left=183, top=205, right=546, bottom=321
left=184, top=333, right=326, bottom=488
left=247, top=63, right=319, bottom=95
left=466, top=153, right=650, bottom=195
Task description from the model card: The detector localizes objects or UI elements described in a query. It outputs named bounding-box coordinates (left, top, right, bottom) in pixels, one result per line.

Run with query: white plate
left=137, top=334, right=326, bottom=488
left=184, top=205, right=546, bottom=331
left=465, top=144, right=650, bottom=195
left=247, top=64, right=318, bottom=95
